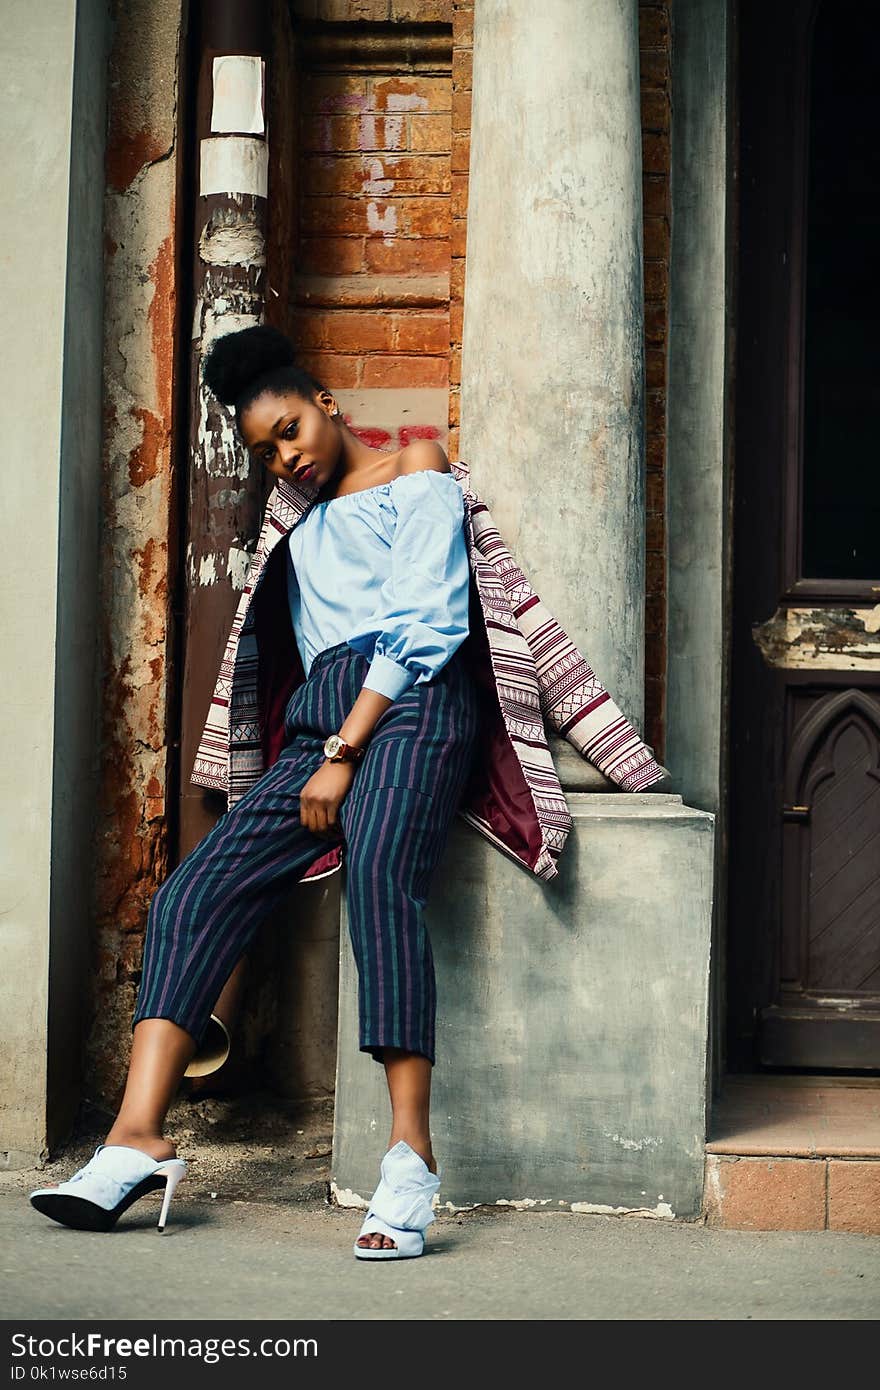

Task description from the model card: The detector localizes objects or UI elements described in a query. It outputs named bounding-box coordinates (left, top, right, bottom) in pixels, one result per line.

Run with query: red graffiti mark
left=343, top=425, right=443, bottom=451
left=398, top=426, right=442, bottom=448
left=350, top=426, right=393, bottom=450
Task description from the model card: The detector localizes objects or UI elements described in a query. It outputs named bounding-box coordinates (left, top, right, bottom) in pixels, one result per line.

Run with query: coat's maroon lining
left=253, top=545, right=338, bottom=881
left=458, top=580, right=544, bottom=870
left=255, top=543, right=303, bottom=772
left=253, top=550, right=544, bottom=877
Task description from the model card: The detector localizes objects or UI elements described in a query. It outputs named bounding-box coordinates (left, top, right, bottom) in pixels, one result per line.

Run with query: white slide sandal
left=354, top=1140, right=441, bottom=1261
left=30, top=1144, right=187, bottom=1234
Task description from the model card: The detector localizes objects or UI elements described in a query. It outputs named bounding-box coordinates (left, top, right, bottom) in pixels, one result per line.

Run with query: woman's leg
left=105, top=732, right=332, bottom=1159
left=383, top=1048, right=435, bottom=1168
left=354, top=1048, right=435, bottom=1248
left=341, top=651, right=480, bottom=1249
left=104, top=1019, right=197, bottom=1160
left=344, top=786, right=446, bottom=1251
left=97, top=646, right=357, bottom=1165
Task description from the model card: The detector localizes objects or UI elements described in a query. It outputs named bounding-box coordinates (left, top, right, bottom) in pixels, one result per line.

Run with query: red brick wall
left=289, top=1, right=454, bottom=450
left=640, top=0, right=672, bottom=763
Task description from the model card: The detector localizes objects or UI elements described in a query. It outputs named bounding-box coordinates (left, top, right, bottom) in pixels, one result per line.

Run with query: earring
left=331, top=406, right=340, bottom=417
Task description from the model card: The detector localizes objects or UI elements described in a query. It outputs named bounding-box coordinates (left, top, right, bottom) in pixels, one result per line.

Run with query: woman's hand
left=299, top=760, right=357, bottom=839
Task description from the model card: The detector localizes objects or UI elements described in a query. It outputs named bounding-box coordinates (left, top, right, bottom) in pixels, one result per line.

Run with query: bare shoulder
left=397, top=440, right=451, bottom=475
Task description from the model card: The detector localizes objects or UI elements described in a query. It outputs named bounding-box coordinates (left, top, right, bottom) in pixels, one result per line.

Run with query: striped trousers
left=132, top=641, right=480, bottom=1066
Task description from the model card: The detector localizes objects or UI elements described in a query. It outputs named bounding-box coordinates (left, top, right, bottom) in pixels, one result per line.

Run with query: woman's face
left=239, top=389, right=341, bottom=488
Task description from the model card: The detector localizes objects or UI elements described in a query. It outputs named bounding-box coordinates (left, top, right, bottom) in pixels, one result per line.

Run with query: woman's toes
left=355, top=1231, right=396, bottom=1249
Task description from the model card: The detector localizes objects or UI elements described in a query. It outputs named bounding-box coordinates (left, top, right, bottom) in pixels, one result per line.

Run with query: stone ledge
left=549, top=734, right=673, bottom=792
left=707, top=1075, right=880, bottom=1159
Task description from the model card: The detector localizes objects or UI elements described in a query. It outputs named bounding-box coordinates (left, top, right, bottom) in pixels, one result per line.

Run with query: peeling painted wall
left=87, top=0, right=183, bottom=1104
left=176, top=15, right=272, bottom=861
left=753, top=606, right=880, bottom=670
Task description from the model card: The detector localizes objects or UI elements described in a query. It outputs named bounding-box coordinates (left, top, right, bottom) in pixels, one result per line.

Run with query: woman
left=29, top=325, right=481, bottom=1261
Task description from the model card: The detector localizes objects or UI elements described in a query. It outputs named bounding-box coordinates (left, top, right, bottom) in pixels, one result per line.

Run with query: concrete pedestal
left=331, top=793, right=715, bottom=1219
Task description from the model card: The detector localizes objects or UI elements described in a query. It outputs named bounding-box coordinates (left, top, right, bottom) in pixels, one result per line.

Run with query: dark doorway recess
left=728, top=0, right=880, bottom=1073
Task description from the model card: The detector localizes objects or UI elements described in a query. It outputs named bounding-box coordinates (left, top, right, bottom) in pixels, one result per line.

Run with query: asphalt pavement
left=3, top=1093, right=878, bottom=1322
left=2, top=1172, right=878, bottom=1321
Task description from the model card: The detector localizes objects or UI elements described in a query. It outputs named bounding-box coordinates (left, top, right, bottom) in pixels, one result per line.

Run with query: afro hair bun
left=202, top=325, right=297, bottom=408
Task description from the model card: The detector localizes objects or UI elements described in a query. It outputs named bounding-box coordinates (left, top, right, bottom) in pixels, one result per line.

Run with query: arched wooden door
left=729, top=0, right=880, bottom=1071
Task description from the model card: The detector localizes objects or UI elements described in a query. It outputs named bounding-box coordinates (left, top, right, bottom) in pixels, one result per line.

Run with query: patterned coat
left=191, top=459, right=665, bottom=882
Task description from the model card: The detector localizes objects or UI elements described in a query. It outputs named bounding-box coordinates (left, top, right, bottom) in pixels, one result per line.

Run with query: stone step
left=704, top=1076, right=880, bottom=1233
left=704, top=1154, right=880, bottom=1234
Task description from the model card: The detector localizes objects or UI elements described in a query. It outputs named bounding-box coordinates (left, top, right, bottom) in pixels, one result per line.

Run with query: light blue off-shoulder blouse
left=286, top=469, right=471, bottom=702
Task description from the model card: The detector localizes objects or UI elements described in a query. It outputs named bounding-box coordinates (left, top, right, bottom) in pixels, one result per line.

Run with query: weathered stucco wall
left=87, top=0, right=183, bottom=1104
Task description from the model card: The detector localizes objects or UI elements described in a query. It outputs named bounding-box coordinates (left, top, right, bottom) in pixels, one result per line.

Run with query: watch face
left=324, top=734, right=343, bottom=759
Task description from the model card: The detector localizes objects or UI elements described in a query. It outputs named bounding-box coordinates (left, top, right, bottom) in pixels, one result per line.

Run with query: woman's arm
left=349, top=458, right=470, bottom=701
left=338, top=687, right=393, bottom=749
left=296, top=762, right=355, bottom=838
left=298, top=688, right=393, bottom=838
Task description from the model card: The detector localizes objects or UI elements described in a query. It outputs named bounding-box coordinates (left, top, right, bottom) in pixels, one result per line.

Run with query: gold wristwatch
left=323, top=733, right=366, bottom=764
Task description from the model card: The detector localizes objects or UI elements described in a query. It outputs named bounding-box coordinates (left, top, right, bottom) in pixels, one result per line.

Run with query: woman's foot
left=355, top=1136, right=437, bottom=1252
left=40, top=1132, right=176, bottom=1191
left=104, top=1130, right=177, bottom=1162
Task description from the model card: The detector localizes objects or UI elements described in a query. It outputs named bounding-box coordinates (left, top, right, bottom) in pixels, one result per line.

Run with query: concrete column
left=0, top=0, right=108, bottom=1164
left=459, top=0, right=646, bottom=726
left=666, top=0, right=731, bottom=816
left=666, top=0, right=733, bottom=1091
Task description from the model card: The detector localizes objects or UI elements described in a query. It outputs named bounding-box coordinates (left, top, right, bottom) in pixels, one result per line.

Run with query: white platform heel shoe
left=30, top=1144, right=187, bottom=1233
left=354, top=1140, right=441, bottom=1261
